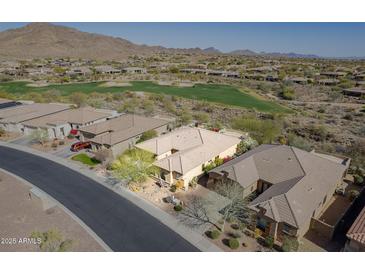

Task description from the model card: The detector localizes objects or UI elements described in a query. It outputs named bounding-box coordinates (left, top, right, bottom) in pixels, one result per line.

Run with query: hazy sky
left=1, top=22, right=365, bottom=57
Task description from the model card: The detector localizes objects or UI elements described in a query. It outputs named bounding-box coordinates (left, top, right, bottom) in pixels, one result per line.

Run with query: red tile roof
left=347, top=206, right=365, bottom=245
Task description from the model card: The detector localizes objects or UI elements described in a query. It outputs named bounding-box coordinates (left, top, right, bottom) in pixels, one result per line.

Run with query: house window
left=257, top=218, right=267, bottom=230
left=282, top=223, right=294, bottom=236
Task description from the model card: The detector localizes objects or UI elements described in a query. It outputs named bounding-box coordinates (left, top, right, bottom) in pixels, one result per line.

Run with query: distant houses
left=122, top=67, right=147, bottom=74
left=208, top=144, right=350, bottom=243
left=343, top=88, right=365, bottom=97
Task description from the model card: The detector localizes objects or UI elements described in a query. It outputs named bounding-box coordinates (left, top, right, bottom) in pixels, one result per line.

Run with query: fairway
left=0, top=81, right=288, bottom=113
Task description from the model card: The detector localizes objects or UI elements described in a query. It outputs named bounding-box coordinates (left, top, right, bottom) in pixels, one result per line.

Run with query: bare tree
left=179, top=195, right=221, bottom=230
left=214, top=180, right=254, bottom=232
left=179, top=179, right=253, bottom=233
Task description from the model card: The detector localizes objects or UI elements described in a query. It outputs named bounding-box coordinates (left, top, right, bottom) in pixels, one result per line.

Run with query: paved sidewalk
left=0, top=141, right=222, bottom=252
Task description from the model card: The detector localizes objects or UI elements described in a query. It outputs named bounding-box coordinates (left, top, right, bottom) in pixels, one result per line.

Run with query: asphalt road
left=0, top=146, right=198, bottom=252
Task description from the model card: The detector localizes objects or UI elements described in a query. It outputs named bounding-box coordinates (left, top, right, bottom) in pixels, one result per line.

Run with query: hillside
left=0, top=23, right=164, bottom=61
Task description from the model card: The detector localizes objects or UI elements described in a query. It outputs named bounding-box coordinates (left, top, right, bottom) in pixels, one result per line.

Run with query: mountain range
left=0, top=23, right=357, bottom=61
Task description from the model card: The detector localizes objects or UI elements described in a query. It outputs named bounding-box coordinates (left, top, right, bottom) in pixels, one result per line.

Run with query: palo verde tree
left=111, top=148, right=159, bottom=187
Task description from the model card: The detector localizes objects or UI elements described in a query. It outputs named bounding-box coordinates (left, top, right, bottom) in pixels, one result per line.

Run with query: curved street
left=0, top=145, right=198, bottom=252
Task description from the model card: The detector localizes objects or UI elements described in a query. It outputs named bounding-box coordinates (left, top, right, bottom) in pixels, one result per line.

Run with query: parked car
left=71, top=141, right=91, bottom=152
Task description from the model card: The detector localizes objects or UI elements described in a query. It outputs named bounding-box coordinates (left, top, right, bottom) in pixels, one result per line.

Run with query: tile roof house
left=22, top=107, right=117, bottom=139
left=136, top=127, right=241, bottom=190
left=0, top=103, right=71, bottom=133
left=343, top=88, right=365, bottom=97
left=208, top=144, right=350, bottom=242
left=79, top=114, right=172, bottom=157
left=345, top=206, right=365, bottom=251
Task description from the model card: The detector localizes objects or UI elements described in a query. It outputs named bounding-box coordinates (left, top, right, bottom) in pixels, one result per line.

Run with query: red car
left=71, top=141, right=91, bottom=152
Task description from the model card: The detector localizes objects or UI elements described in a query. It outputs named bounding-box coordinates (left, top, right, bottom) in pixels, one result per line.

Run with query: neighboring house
left=344, top=206, right=365, bottom=252
left=320, top=71, right=347, bottom=78
left=136, top=127, right=241, bottom=190
left=66, top=67, right=92, bottom=77
left=22, top=107, right=117, bottom=139
left=208, top=144, right=350, bottom=242
left=0, top=103, right=71, bottom=133
left=79, top=114, right=171, bottom=157
left=0, top=98, right=20, bottom=110
left=286, top=77, right=310, bottom=85
left=122, top=67, right=147, bottom=74
left=318, top=79, right=340, bottom=86
left=343, top=88, right=365, bottom=97
left=95, top=65, right=121, bottom=74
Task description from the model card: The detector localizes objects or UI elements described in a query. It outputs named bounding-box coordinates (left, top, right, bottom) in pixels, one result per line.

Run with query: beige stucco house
left=208, top=144, right=350, bottom=242
left=0, top=103, right=71, bottom=133
left=79, top=114, right=171, bottom=157
left=136, top=127, right=241, bottom=190
left=22, top=107, right=117, bottom=140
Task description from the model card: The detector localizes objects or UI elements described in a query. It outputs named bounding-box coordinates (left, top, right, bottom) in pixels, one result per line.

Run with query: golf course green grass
left=0, top=81, right=289, bottom=113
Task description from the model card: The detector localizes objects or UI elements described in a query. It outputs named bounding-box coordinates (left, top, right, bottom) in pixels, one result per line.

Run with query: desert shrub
left=58, top=140, right=65, bottom=145
left=236, top=137, right=258, bottom=155
left=174, top=204, right=183, bottom=211
left=265, top=236, right=274, bottom=248
left=51, top=142, right=58, bottom=148
left=194, top=112, right=210, bottom=124
left=354, top=175, right=364, bottom=186
left=189, top=177, right=198, bottom=189
left=230, top=232, right=241, bottom=239
left=280, top=86, right=295, bottom=100
left=232, top=116, right=283, bottom=144
left=228, top=238, right=240, bottom=249
left=178, top=110, right=193, bottom=125
left=231, top=223, right=240, bottom=230
left=343, top=114, right=353, bottom=121
left=175, top=180, right=184, bottom=190
left=170, top=185, right=177, bottom=192
left=0, top=127, right=5, bottom=136
left=281, top=236, right=299, bottom=252
left=209, top=230, right=221, bottom=239
left=349, top=190, right=360, bottom=201
left=69, top=92, right=87, bottom=107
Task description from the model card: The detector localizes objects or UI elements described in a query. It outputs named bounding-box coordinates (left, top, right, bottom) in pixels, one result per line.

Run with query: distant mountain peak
left=203, top=47, right=221, bottom=54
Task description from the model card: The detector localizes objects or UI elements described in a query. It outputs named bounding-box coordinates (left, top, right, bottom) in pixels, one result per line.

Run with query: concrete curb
left=0, top=141, right=222, bottom=252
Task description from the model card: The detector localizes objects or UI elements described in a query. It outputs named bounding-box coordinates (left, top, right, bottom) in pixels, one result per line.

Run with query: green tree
left=231, top=117, right=282, bottom=144
left=194, top=112, right=210, bottom=124
left=69, top=92, right=87, bottom=107
left=281, top=236, right=299, bottom=252
left=31, top=229, right=73, bottom=252
left=30, top=129, right=49, bottom=145
left=111, top=148, right=159, bottom=186
left=137, top=130, right=158, bottom=144
left=179, top=110, right=193, bottom=125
